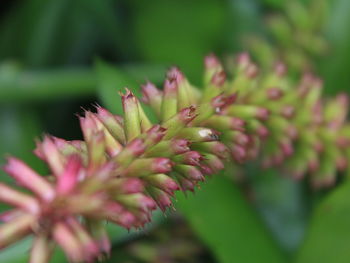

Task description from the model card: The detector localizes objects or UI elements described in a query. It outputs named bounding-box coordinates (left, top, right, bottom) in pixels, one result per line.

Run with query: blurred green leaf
left=249, top=168, right=308, bottom=254
left=0, top=106, right=44, bottom=175
left=295, top=181, right=350, bottom=263
left=176, top=173, right=286, bottom=263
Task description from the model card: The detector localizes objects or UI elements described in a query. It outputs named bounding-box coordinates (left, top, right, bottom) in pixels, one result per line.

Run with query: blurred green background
left=1, top=0, right=350, bottom=262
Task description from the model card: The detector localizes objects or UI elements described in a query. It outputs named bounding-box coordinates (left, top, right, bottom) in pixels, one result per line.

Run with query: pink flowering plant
left=1, top=51, right=350, bottom=262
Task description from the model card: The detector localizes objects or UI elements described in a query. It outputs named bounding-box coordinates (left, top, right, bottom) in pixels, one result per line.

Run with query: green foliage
left=295, top=181, right=350, bottom=263
left=176, top=173, right=286, bottom=263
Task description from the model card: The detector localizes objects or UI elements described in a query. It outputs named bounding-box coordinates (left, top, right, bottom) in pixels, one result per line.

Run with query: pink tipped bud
left=175, top=165, right=205, bottom=182
left=199, top=164, right=214, bottom=175
left=280, top=141, right=294, bottom=156
left=245, top=63, right=259, bottom=78
left=231, top=145, right=247, bottom=163
left=226, top=131, right=250, bottom=146
left=211, top=93, right=237, bottom=111
left=183, top=151, right=203, bottom=165
left=121, top=88, right=142, bottom=142
left=29, top=235, right=53, bottom=263
left=163, top=106, right=197, bottom=139
left=141, top=82, right=162, bottom=105
left=211, top=70, right=226, bottom=86
left=267, top=87, right=284, bottom=100
left=0, top=214, right=35, bottom=249
left=114, top=138, right=147, bottom=167
left=120, top=178, right=144, bottom=194
left=117, top=193, right=157, bottom=213
left=204, top=53, right=221, bottom=69
left=203, top=154, right=225, bottom=172
left=175, top=151, right=203, bottom=166
left=123, top=158, right=174, bottom=176
left=139, top=195, right=157, bottom=211
left=191, top=141, right=229, bottom=159
left=128, top=139, right=147, bottom=156
left=167, top=67, right=185, bottom=83
left=53, top=222, right=85, bottom=262
left=4, top=157, right=55, bottom=201
left=96, top=107, right=126, bottom=144
left=145, top=125, right=167, bottom=145
left=0, top=183, right=40, bottom=214
left=66, top=218, right=101, bottom=261
left=236, top=52, right=251, bottom=69
left=163, top=78, right=177, bottom=96
left=230, top=117, right=246, bottom=130
left=35, top=136, right=65, bottom=177
left=147, top=188, right=172, bottom=212
left=115, top=212, right=137, bottom=229
left=256, top=125, right=269, bottom=138
left=281, top=105, right=295, bottom=118
left=179, top=106, right=197, bottom=124
left=151, top=158, right=174, bottom=174
left=146, top=174, right=180, bottom=195
left=0, top=209, right=22, bottom=223
left=56, top=155, right=82, bottom=195
left=256, top=107, right=270, bottom=120
left=274, top=61, right=287, bottom=76
left=177, top=176, right=196, bottom=192
left=171, top=139, right=191, bottom=154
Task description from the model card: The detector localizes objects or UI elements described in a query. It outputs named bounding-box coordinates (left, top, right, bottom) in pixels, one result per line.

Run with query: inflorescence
left=0, top=53, right=349, bottom=262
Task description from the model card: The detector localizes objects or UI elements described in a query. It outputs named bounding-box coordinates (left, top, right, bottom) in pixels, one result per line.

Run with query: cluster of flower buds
left=243, top=0, right=329, bottom=74
left=1, top=52, right=349, bottom=262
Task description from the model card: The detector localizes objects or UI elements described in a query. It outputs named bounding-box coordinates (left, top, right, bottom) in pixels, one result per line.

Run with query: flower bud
left=4, top=157, right=55, bottom=201
left=144, top=139, right=190, bottom=158
left=96, top=106, right=126, bottom=144
left=227, top=105, right=269, bottom=121
left=141, top=82, right=163, bottom=116
left=223, top=131, right=250, bottom=146
left=174, top=165, right=205, bottom=182
left=0, top=214, right=35, bottom=249
left=108, top=178, right=144, bottom=194
left=161, top=77, right=178, bottom=121
left=35, top=136, right=65, bottom=177
left=53, top=222, right=85, bottom=262
left=266, top=87, right=284, bottom=100
left=122, top=158, right=174, bottom=177
left=0, top=184, right=40, bottom=214
left=173, top=151, right=203, bottom=166
left=202, top=153, right=225, bottom=172
left=146, top=187, right=172, bottom=212
left=56, top=155, right=82, bottom=195
left=144, top=173, right=179, bottom=195
left=29, top=234, right=53, bottom=263
left=121, top=89, right=142, bottom=142
left=176, top=127, right=220, bottom=142
left=116, top=193, right=157, bottom=213
left=202, top=115, right=245, bottom=132
left=113, top=138, right=146, bottom=167
left=163, top=106, right=197, bottom=139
